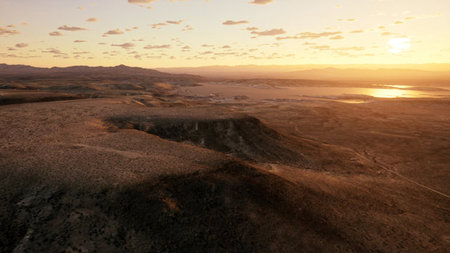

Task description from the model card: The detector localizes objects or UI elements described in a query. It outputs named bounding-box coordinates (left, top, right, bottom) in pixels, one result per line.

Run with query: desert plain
left=0, top=64, right=449, bottom=252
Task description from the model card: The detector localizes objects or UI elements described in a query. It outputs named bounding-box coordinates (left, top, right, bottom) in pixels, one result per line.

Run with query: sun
left=388, top=38, right=411, bottom=54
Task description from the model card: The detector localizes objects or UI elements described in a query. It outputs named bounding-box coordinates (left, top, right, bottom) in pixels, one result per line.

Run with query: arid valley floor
left=0, top=65, right=449, bottom=252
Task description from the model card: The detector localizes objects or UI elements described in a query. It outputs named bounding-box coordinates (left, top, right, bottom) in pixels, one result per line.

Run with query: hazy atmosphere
left=1, top=0, right=450, bottom=67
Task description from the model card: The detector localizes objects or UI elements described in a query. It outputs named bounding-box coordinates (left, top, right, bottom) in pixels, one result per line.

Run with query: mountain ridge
left=0, top=63, right=201, bottom=79
left=156, top=65, right=450, bottom=82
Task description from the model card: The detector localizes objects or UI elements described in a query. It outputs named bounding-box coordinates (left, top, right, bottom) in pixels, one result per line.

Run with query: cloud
left=214, top=52, right=239, bottom=56
left=129, top=0, right=156, bottom=3
left=310, top=45, right=328, bottom=50
left=310, top=45, right=365, bottom=52
left=393, top=15, right=439, bottom=26
left=223, top=20, right=249, bottom=25
left=249, top=0, right=274, bottom=4
left=350, top=30, right=364, bottom=33
left=251, top=28, right=286, bottom=36
left=151, top=20, right=184, bottom=29
left=181, top=45, right=191, bottom=51
left=182, top=25, right=193, bottom=31
left=246, top=27, right=259, bottom=31
left=393, top=16, right=422, bottom=25
left=276, top=31, right=341, bottom=40
left=339, top=46, right=365, bottom=51
left=381, top=32, right=399, bottom=36
left=329, top=35, right=344, bottom=40
left=58, top=25, right=87, bottom=31
left=111, top=43, right=135, bottom=49
left=0, top=52, right=39, bottom=59
left=144, top=44, right=171, bottom=49
left=42, top=48, right=65, bottom=55
left=151, top=22, right=167, bottom=29
left=125, top=27, right=139, bottom=31
left=103, top=29, right=124, bottom=36
left=15, top=43, right=28, bottom=48
left=86, top=17, right=98, bottom=22
left=74, top=40, right=87, bottom=43
left=49, top=31, right=63, bottom=36
left=0, top=26, right=20, bottom=36
left=166, top=20, right=183, bottom=25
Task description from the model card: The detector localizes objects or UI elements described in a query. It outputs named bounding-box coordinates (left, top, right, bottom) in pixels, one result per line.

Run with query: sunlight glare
left=389, top=38, right=411, bottom=54
left=370, top=88, right=410, bottom=98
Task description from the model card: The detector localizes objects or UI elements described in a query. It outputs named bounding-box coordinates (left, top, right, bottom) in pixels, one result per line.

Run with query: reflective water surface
left=181, top=82, right=450, bottom=102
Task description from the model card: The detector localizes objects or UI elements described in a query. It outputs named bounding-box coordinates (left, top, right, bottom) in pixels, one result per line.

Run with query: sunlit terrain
left=1, top=0, right=450, bottom=252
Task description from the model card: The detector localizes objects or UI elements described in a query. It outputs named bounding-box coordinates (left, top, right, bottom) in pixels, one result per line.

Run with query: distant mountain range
left=1, top=63, right=450, bottom=84
left=157, top=65, right=450, bottom=83
left=0, top=64, right=200, bottom=80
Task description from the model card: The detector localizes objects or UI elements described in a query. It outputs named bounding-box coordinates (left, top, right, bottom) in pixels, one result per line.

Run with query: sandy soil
left=0, top=76, right=449, bottom=252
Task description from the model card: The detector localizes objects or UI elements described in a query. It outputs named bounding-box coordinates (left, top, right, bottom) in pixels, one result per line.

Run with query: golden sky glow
left=1, top=0, right=449, bottom=68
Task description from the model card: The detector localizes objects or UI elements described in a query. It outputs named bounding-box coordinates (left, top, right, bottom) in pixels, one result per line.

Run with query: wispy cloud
left=223, top=20, right=249, bottom=25
left=144, top=44, right=171, bottom=49
left=182, top=25, right=194, bottom=31
left=151, top=20, right=185, bottom=29
left=309, top=45, right=365, bottom=52
left=49, top=31, right=63, bottom=36
left=125, top=27, right=139, bottom=31
left=393, top=13, right=441, bottom=25
left=166, top=20, right=183, bottom=25
left=58, top=25, right=87, bottom=31
left=103, top=29, right=124, bottom=36
left=249, top=0, right=274, bottom=5
left=15, top=43, right=28, bottom=48
left=128, top=0, right=156, bottom=4
left=42, top=48, right=66, bottom=55
left=0, top=26, right=20, bottom=36
left=111, top=43, right=135, bottom=49
left=276, top=31, right=342, bottom=40
left=151, top=22, right=167, bottom=29
left=329, top=35, right=344, bottom=40
left=251, top=28, right=286, bottom=36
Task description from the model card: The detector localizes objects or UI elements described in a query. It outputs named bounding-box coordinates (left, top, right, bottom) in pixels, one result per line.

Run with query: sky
left=1, top=0, right=450, bottom=68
